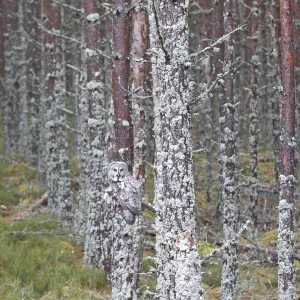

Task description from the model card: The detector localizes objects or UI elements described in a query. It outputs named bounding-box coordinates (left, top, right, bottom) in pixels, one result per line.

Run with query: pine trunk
left=83, top=0, right=108, bottom=271
left=149, top=0, right=202, bottom=298
left=24, top=0, right=41, bottom=166
left=278, top=0, right=296, bottom=298
left=41, top=0, right=72, bottom=227
left=248, top=1, right=259, bottom=239
left=221, top=0, right=239, bottom=297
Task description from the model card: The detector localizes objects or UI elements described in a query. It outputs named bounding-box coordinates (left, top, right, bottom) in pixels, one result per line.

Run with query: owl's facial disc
left=108, top=161, right=128, bottom=182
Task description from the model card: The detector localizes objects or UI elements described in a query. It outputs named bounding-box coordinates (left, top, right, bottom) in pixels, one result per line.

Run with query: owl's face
left=108, top=161, right=129, bottom=182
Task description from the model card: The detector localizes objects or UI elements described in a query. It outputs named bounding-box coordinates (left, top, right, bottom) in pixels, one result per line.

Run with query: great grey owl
left=107, top=161, right=143, bottom=225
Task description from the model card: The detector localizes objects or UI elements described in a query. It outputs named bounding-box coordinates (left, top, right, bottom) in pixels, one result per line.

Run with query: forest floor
left=0, top=149, right=300, bottom=299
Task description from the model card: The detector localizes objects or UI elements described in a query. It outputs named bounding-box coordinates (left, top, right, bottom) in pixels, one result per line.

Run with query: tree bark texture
left=132, top=0, right=149, bottom=181
left=221, top=0, right=239, bottom=298
left=131, top=0, right=150, bottom=293
left=109, top=1, right=143, bottom=298
left=278, top=0, right=296, bottom=298
left=248, top=1, right=259, bottom=240
left=41, top=0, right=72, bottom=227
left=269, top=0, right=281, bottom=187
left=2, top=1, right=22, bottom=153
left=216, top=0, right=225, bottom=216
left=83, top=0, right=108, bottom=271
left=112, top=0, right=134, bottom=171
left=149, top=1, right=202, bottom=299
left=0, top=0, right=5, bottom=135
left=24, top=0, right=41, bottom=166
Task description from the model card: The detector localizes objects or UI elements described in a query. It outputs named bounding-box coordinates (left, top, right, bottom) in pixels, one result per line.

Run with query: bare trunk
left=112, top=0, right=133, bottom=169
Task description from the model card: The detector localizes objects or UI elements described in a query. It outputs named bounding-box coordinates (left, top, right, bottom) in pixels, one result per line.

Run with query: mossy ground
left=0, top=157, right=109, bottom=299
left=0, top=144, right=299, bottom=299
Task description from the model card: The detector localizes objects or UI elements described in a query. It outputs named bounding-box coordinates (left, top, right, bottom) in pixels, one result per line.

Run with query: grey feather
left=107, top=161, right=143, bottom=224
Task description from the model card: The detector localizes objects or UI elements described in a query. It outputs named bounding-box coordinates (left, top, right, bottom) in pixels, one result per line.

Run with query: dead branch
left=239, top=244, right=300, bottom=262
left=12, top=192, right=48, bottom=221
left=142, top=200, right=156, bottom=213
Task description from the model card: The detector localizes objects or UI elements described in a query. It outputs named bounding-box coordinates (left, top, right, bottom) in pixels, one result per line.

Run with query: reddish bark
left=112, top=0, right=133, bottom=171
left=280, top=1, right=295, bottom=180
left=278, top=0, right=296, bottom=297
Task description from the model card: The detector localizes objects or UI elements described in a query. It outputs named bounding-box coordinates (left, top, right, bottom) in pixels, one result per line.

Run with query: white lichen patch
left=86, top=13, right=100, bottom=23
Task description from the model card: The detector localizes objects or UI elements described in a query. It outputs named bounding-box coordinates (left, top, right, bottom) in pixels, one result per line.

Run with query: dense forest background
left=0, top=0, right=300, bottom=299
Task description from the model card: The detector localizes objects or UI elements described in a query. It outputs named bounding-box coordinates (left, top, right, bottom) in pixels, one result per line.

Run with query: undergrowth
left=0, top=216, right=108, bottom=299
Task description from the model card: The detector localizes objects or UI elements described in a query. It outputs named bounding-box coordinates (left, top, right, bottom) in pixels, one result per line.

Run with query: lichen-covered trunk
left=110, top=1, right=142, bottom=298
left=2, top=1, right=23, bottom=153
left=132, top=0, right=149, bottom=180
left=41, top=0, right=71, bottom=227
left=248, top=1, right=259, bottom=239
left=83, top=0, right=108, bottom=270
left=63, top=0, right=82, bottom=153
left=24, top=0, right=41, bottom=166
left=16, top=1, right=28, bottom=157
left=269, top=0, right=281, bottom=186
left=74, top=0, right=89, bottom=237
left=131, top=0, right=150, bottom=290
left=258, top=0, right=270, bottom=145
left=0, top=0, right=5, bottom=128
left=278, top=0, right=296, bottom=298
left=200, top=0, right=213, bottom=203
left=149, top=1, right=202, bottom=299
left=215, top=0, right=225, bottom=216
left=221, top=0, right=239, bottom=298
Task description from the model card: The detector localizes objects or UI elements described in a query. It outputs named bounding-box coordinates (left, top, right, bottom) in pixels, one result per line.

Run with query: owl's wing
left=121, top=176, right=143, bottom=215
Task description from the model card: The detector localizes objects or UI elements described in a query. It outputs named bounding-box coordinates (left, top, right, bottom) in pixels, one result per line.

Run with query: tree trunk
left=111, top=0, right=133, bottom=169
left=0, top=0, right=5, bottom=135
left=221, top=0, right=239, bottom=298
left=24, top=0, right=41, bottom=166
left=149, top=0, right=203, bottom=298
left=269, top=0, right=281, bottom=187
left=2, top=1, right=21, bottom=152
left=41, top=0, right=72, bottom=227
left=248, top=1, right=259, bottom=239
left=216, top=0, right=225, bottom=216
left=110, top=1, right=142, bottom=298
left=83, top=0, right=108, bottom=272
left=278, top=0, right=296, bottom=298
left=131, top=0, right=150, bottom=291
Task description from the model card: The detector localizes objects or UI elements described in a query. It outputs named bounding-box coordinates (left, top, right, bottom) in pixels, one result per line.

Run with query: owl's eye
left=114, top=168, right=118, bottom=172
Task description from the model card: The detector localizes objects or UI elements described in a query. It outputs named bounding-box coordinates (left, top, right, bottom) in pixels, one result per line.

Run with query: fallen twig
left=12, top=192, right=48, bottom=221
